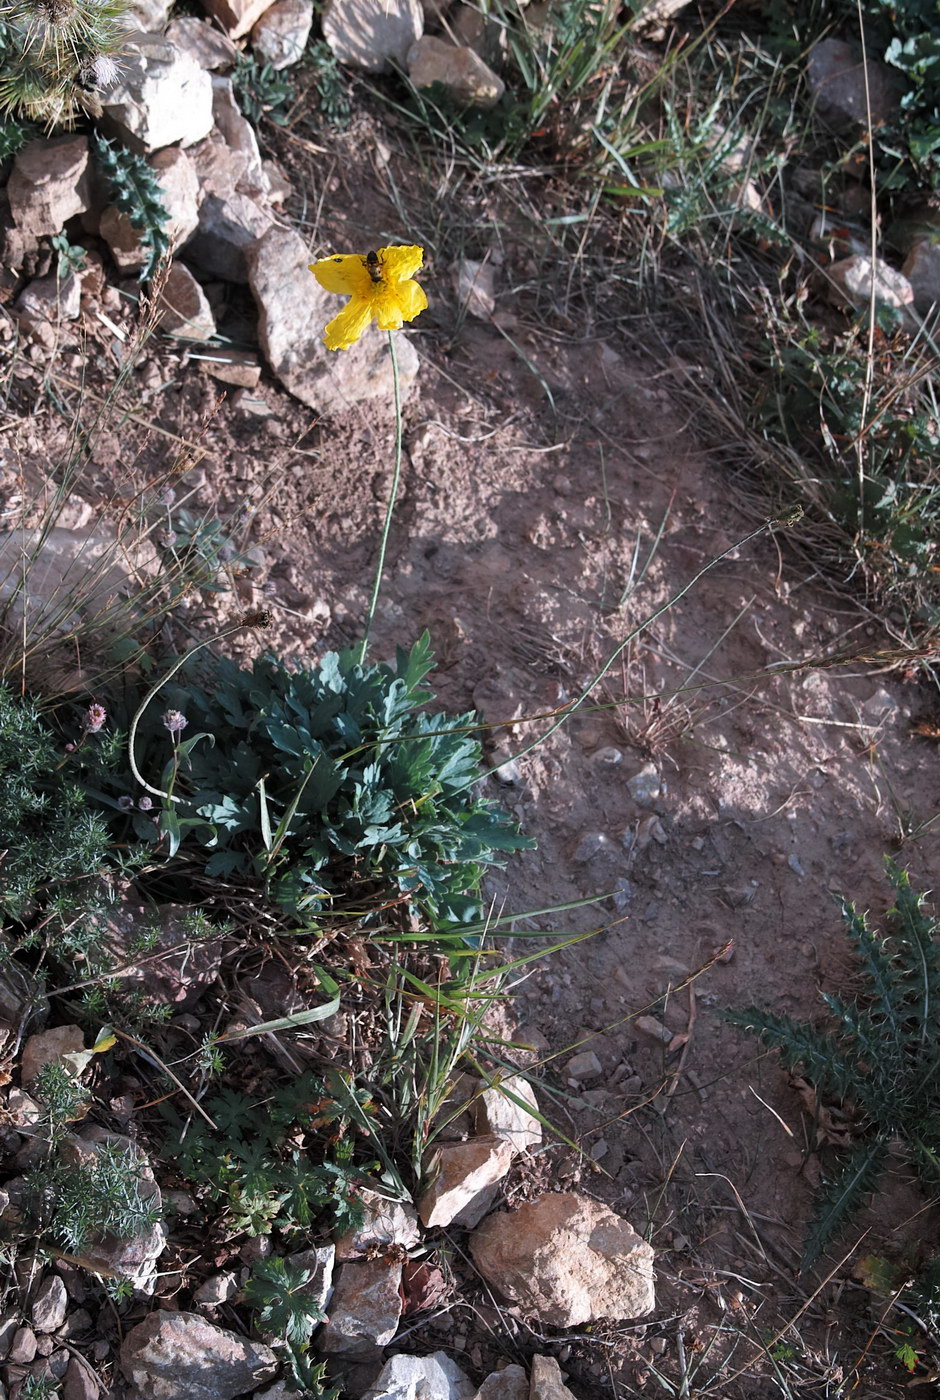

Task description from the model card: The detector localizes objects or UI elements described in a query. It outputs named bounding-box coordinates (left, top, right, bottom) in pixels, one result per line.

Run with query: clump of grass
left=727, top=861, right=940, bottom=1269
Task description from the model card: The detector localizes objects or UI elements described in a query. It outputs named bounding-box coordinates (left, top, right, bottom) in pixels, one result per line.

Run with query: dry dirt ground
left=5, top=123, right=940, bottom=1399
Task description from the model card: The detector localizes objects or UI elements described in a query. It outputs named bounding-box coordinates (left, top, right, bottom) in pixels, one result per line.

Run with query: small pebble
left=572, top=831, right=614, bottom=863
left=651, top=1337, right=668, bottom=1356
left=788, top=853, right=807, bottom=877
left=565, top=1050, right=603, bottom=1082
left=592, top=746, right=623, bottom=765
left=627, top=762, right=661, bottom=806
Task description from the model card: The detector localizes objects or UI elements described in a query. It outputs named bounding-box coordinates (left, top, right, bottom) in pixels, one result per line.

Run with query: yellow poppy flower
left=309, top=244, right=428, bottom=352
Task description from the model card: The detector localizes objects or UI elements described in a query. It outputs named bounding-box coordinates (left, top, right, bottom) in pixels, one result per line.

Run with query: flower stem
left=358, top=331, right=403, bottom=666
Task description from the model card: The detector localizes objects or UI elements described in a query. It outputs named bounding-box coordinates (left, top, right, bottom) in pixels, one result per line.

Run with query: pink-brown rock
left=21, top=1025, right=85, bottom=1086
left=202, top=0, right=279, bottom=38
left=317, top=1258, right=403, bottom=1355
left=251, top=0, right=314, bottom=69
left=469, top=1192, right=655, bottom=1326
left=156, top=263, right=216, bottom=341
left=121, top=1311, right=277, bottom=1398
left=323, top=0, right=423, bottom=72
left=473, top=1363, right=528, bottom=1399
left=407, top=35, right=504, bottom=108
left=419, top=1134, right=514, bottom=1229
left=244, top=225, right=419, bottom=412
left=7, top=137, right=93, bottom=236
left=334, top=1189, right=420, bottom=1261
left=529, top=1355, right=579, bottom=1400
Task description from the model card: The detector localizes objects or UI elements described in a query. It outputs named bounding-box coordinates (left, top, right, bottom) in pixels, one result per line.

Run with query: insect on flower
left=309, top=244, right=428, bottom=351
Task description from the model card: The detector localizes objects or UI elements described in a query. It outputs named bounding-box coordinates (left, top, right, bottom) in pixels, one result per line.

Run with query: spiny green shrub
left=108, top=633, right=532, bottom=925
left=727, top=861, right=940, bottom=1269
left=0, top=0, right=127, bottom=128
left=93, top=134, right=170, bottom=281
left=0, top=685, right=120, bottom=970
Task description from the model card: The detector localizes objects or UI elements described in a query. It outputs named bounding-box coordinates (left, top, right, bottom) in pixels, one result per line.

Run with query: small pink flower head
left=138, top=795, right=153, bottom=811
left=117, top=795, right=134, bottom=812
left=84, top=704, right=107, bottom=733
left=65, top=742, right=76, bottom=753
left=162, top=709, right=188, bottom=736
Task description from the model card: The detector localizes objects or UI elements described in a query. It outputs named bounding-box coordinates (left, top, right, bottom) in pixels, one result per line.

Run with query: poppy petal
left=323, top=299, right=374, bottom=351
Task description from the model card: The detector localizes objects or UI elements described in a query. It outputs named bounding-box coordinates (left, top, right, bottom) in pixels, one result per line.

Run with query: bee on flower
left=309, top=244, right=428, bottom=351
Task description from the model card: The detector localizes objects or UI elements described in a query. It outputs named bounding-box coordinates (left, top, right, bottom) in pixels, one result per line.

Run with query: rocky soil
left=1, top=1, right=939, bottom=1398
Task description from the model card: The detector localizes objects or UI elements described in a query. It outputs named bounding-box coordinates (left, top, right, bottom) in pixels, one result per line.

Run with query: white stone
left=251, top=0, right=314, bottom=69
left=284, top=1245, right=335, bottom=1313
left=826, top=254, right=915, bottom=323
left=324, top=0, right=423, bottom=72
left=470, top=1192, right=655, bottom=1326
left=362, top=1351, right=476, bottom=1400
left=455, top=258, right=495, bottom=318
left=419, top=1135, right=514, bottom=1229
left=473, top=1075, right=541, bottom=1153
left=101, top=32, right=215, bottom=152
left=529, top=1356, right=579, bottom=1400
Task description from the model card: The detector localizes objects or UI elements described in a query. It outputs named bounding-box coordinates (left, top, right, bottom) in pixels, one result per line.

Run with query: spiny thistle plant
left=0, top=0, right=127, bottom=127
left=727, top=861, right=940, bottom=1269
left=93, top=133, right=170, bottom=281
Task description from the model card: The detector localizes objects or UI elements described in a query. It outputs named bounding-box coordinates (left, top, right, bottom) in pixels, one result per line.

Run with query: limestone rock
left=335, top=1190, right=420, bottom=1261
left=193, top=1271, right=240, bottom=1306
left=7, top=136, right=92, bottom=237
left=251, top=0, right=314, bottom=69
left=245, top=224, right=420, bottom=413
left=634, top=0, right=694, bottom=39
left=407, top=36, right=504, bottom=108
left=21, top=1025, right=85, bottom=1087
left=826, top=253, right=915, bottom=322
left=529, top=1356, right=578, bottom=1400
left=455, top=258, right=496, bottom=318
left=210, top=76, right=267, bottom=199
left=165, top=16, right=239, bottom=69
left=469, top=1192, right=655, bottom=1326
left=31, top=1276, right=68, bottom=1333
left=62, top=1128, right=168, bottom=1293
left=419, top=1134, right=514, bottom=1229
left=123, top=0, right=172, bottom=31
left=121, top=1311, right=277, bottom=1398
left=473, top=1076, right=541, bottom=1154
left=807, top=38, right=903, bottom=130
left=323, top=0, right=423, bottom=72
left=317, top=1258, right=403, bottom=1355
left=362, top=1351, right=476, bottom=1399
left=473, top=1364, right=528, bottom=1400
left=99, top=147, right=201, bottom=271
left=156, top=262, right=216, bottom=341
left=284, top=1245, right=335, bottom=1314
left=902, top=236, right=940, bottom=316
left=101, top=32, right=215, bottom=152
left=202, top=0, right=279, bottom=38
left=185, top=189, right=273, bottom=283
